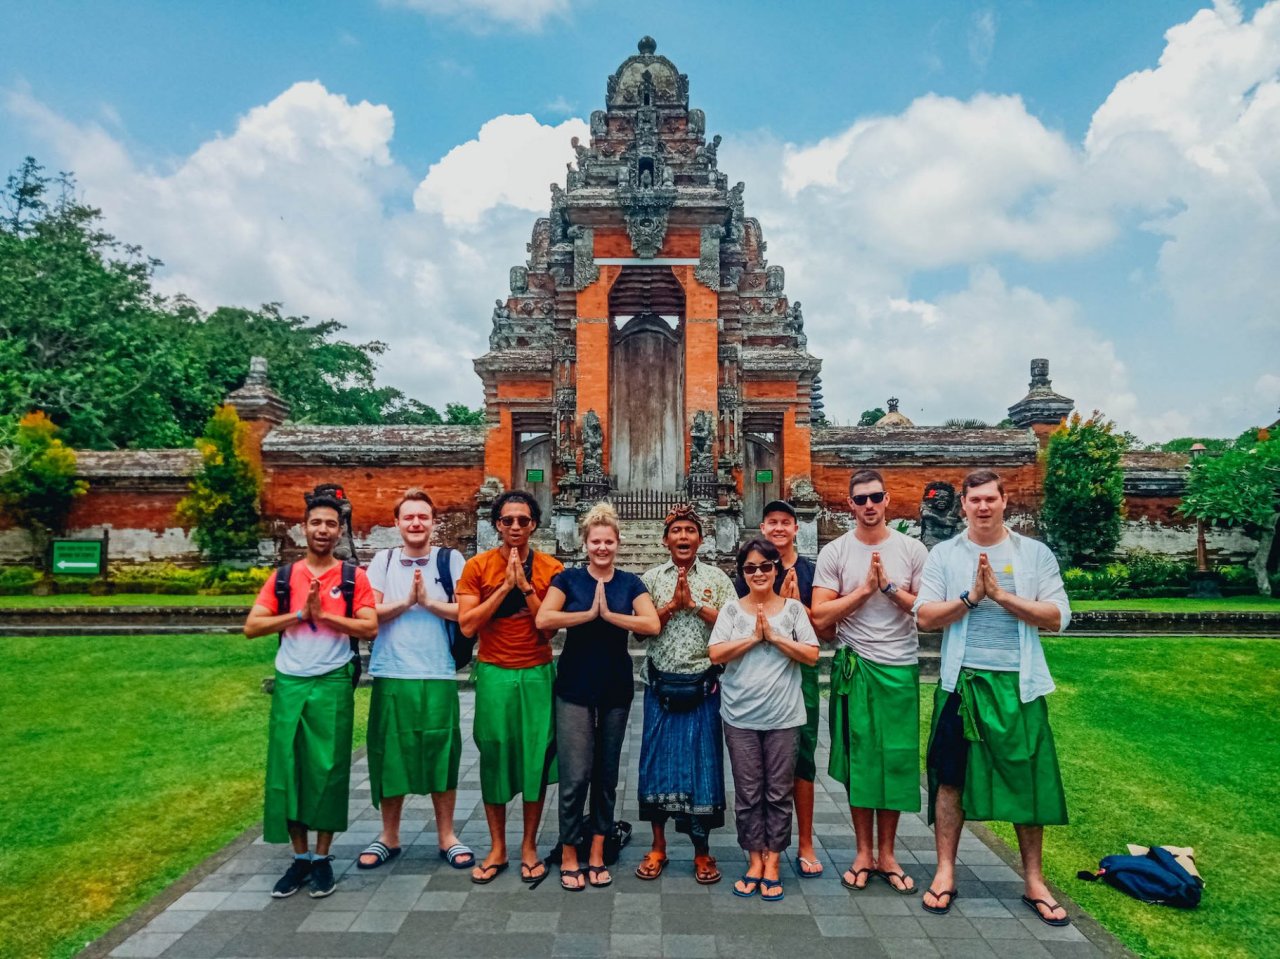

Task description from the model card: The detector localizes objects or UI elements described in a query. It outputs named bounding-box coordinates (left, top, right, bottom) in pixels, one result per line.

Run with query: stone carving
left=1031, top=358, right=1050, bottom=386
left=728, top=182, right=746, bottom=240
left=696, top=133, right=721, bottom=167
left=688, top=108, right=705, bottom=136
left=571, top=135, right=590, bottom=168
left=765, top=265, right=784, bottom=293
left=509, top=266, right=528, bottom=294
left=786, top=300, right=806, bottom=347
left=618, top=181, right=676, bottom=258
left=570, top=225, right=599, bottom=290
left=690, top=410, right=714, bottom=474
left=921, top=482, right=963, bottom=549
left=696, top=225, right=724, bottom=289
left=549, top=184, right=569, bottom=243
left=493, top=299, right=511, bottom=321
left=527, top=218, right=551, bottom=268
left=581, top=410, right=604, bottom=477
left=554, top=387, right=576, bottom=413
left=590, top=110, right=607, bottom=138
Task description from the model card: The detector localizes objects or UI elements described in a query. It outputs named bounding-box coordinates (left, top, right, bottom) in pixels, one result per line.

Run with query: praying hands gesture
left=504, top=547, right=531, bottom=595
left=303, top=578, right=323, bottom=629
left=970, top=552, right=997, bottom=604
left=779, top=567, right=801, bottom=601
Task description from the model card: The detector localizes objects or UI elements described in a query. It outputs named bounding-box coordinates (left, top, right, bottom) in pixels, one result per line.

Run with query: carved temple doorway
left=609, top=268, right=685, bottom=493
left=513, top=414, right=554, bottom=518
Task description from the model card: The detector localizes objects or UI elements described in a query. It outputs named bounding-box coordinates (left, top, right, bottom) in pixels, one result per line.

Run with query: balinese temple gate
left=474, top=37, right=822, bottom=561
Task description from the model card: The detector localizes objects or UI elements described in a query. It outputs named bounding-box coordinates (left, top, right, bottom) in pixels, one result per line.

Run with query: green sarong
left=795, top=663, right=820, bottom=782
left=472, top=661, right=558, bottom=805
left=368, top=678, right=461, bottom=807
left=828, top=647, right=920, bottom=812
left=263, top=663, right=355, bottom=843
left=926, top=669, right=1068, bottom=826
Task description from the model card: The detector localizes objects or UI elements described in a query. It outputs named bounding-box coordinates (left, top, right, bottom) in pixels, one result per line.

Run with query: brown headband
left=663, top=503, right=703, bottom=536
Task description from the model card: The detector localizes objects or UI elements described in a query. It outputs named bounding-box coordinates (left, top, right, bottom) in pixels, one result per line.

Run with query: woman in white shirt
left=709, top=539, right=820, bottom=902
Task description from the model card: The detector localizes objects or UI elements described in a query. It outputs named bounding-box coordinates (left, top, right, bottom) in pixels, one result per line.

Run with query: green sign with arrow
left=52, top=539, right=104, bottom=576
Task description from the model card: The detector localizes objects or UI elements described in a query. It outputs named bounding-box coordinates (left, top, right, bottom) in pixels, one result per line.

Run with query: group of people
left=243, top=467, right=1074, bottom=926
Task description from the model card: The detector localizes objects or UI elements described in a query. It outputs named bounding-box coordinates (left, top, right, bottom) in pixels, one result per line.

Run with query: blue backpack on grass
left=1077, top=846, right=1203, bottom=908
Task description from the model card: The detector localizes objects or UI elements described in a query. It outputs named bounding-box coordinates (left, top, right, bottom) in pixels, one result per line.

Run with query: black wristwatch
left=960, top=590, right=978, bottom=610
left=521, top=587, right=534, bottom=597
left=880, top=582, right=899, bottom=596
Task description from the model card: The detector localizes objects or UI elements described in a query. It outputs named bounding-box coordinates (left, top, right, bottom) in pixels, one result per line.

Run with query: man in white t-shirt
left=357, top=488, right=474, bottom=873
left=812, top=469, right=928, bottom=895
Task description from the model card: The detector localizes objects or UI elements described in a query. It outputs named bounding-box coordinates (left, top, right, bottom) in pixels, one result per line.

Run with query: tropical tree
left=858, top=408, right=886, bottom=426
left=0, top=411, right=88, bottom=567
left=176, top=406, right=262, bottom=562
left=1180, top=431, right=1279, bottom=595
left=1040, top=411, right=1126, bottom=566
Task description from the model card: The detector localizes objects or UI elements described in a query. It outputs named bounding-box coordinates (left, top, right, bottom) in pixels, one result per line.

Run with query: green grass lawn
left=1070, top=596, right=1279, bottom=612
left=0, top=635, right=370, bottom=959
left=921, top=636, right=1280, bottom=959
left=0, top=593, right=253, bottom=608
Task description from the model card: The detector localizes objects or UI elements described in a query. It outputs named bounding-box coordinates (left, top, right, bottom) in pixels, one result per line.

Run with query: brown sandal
left=634, top=851, right=668, bottom=880
left=694, top=854, right=721, bottom=885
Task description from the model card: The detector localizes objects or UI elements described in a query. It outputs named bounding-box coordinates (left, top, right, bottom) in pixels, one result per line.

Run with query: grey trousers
left=723, top=722, right=799, bottom=853
left=556, top=697, right=629, bottom=847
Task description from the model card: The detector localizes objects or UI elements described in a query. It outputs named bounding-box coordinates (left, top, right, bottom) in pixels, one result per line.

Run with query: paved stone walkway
left=105, top=694, right=1115, bottom=959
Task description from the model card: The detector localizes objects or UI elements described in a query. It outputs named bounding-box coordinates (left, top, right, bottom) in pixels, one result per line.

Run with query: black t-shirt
left=734, top=553, right=815, bottom=607
left=550, top=567, right=649, bottom=708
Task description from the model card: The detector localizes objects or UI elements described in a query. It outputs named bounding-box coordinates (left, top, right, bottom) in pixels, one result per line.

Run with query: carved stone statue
left=688, top=108, right=705, bottom=137
left=493, top=299, right=511, bottom=321
left=571, top=135, right=590, bottom=168
left=581, top=410, right=604, bottom=477
left=920, top=481, right=963, bottom=549
left=690, top=410, right=714, bottom=474
left=765, top=265, right=784, bottom=293
left=590, top=110, right=607, bottom=138
left=509, top=266, right=528, bottom=295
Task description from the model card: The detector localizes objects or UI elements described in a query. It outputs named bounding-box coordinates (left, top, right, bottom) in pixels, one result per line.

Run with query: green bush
left=0, top=566, right=40, bottom=594
left=201, top=566, right=270, bottom=595
left=1126, top=549, right=1193, bottom=589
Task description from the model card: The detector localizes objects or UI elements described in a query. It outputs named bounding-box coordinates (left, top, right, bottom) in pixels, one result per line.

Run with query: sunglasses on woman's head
left=742, top=561, right=776, bottom=575
left=498, top=515, right=533, bottom=528
left=851, top=492, right=887, bottom=506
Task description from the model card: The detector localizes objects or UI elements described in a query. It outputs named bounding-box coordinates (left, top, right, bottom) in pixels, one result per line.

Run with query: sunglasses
left=851, top=492, right=887, bottom=506
left=498, top=515, right=534, bottom=529
left=742, top=561, right=776, bottom=575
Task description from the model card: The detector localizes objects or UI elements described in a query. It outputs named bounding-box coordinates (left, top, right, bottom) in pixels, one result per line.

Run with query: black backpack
left=378, top=547, right=474, bottom=672
left=275, top=559, right=362, bottom=687
left=1077, top=846, right=1203, bottom=908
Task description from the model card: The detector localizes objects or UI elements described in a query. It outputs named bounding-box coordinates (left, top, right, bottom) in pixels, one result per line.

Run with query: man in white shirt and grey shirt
left=915, top=469, right=1072, bottom=927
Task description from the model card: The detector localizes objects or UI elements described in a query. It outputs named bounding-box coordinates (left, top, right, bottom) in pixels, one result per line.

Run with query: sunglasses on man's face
left=742, top=561, right=776, bottom=575
left=498, top=515, right=533, bottom=529
left=851, top=492, right=887, bottom=506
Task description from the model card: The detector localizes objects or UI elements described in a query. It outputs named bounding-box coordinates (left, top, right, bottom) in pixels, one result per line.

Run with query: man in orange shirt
left=457, top=490, right=564, bottom=884
left=244, top=492, right=378, bottom=899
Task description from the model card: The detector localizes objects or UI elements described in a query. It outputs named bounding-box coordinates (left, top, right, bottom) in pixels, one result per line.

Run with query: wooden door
left=515, top=432, right=553, bottom=518
left=743, top=431, right=781, bottom=527
left=610, top=313, right=683, bottom=492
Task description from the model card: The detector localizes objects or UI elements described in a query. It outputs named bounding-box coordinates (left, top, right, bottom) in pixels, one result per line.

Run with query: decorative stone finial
left=887, top=397, right=900, bottom=413
left=638, top=36, right=657, bottom=55
left=1029, top=358, right=1051, bottom=389
left=225, top=355, right=289, bottom=425
left=1008, top=358, right=1073, bottom=430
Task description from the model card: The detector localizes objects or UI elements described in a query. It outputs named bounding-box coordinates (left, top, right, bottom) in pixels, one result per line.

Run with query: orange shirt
left=456, top=548, right=564, bottom=669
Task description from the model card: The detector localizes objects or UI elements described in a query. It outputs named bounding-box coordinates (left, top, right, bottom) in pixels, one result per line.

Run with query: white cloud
left=5, top=82, right=585, bottom=413
left=381, top=0, right=575, bottom=31
left=781, top=93, right=1110, bottom=269
left=414, top=113, right=588, bottom=225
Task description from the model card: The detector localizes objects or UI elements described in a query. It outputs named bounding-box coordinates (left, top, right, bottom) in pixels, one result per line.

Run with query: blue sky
left=3, top=0, right=1277, bottom=439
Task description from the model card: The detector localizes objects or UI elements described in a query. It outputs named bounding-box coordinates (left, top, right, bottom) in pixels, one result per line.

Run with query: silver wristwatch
left=880, top=582, right=899, bottom=596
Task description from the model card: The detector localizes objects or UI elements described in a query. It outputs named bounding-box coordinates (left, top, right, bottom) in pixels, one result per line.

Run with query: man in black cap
left=733, top=500, right=824, bottom=878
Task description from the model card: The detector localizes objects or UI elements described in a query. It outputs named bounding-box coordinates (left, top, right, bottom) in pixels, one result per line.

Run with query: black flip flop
left=470, top=861, right=509, bottom=885
left=587, top=864, right=613, bottom=888
left=1021, top=895, right=1070, bottom=926
left=559, top=867, right=585, bottom=892
left=521, top=859, right=548, bottom=884
left=356, top=841, right=401, bottom=870
left=922, top=887, right=958, bottom=915
left=840, top=866, right=875, bottom=891
left=877, top=869, right=916, bottom=895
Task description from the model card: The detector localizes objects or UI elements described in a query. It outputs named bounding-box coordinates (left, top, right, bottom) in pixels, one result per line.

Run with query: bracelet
left=295, top=610, right=304, bottom=622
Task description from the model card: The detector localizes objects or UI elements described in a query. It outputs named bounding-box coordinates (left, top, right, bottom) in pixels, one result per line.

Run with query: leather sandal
left=694, top=854, right=721, bottom=885
left=922, top=887, right=958, bottom=915
left=634, top=851, right=668, bottom=880
left=559, top=867, right=585, bottom=892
